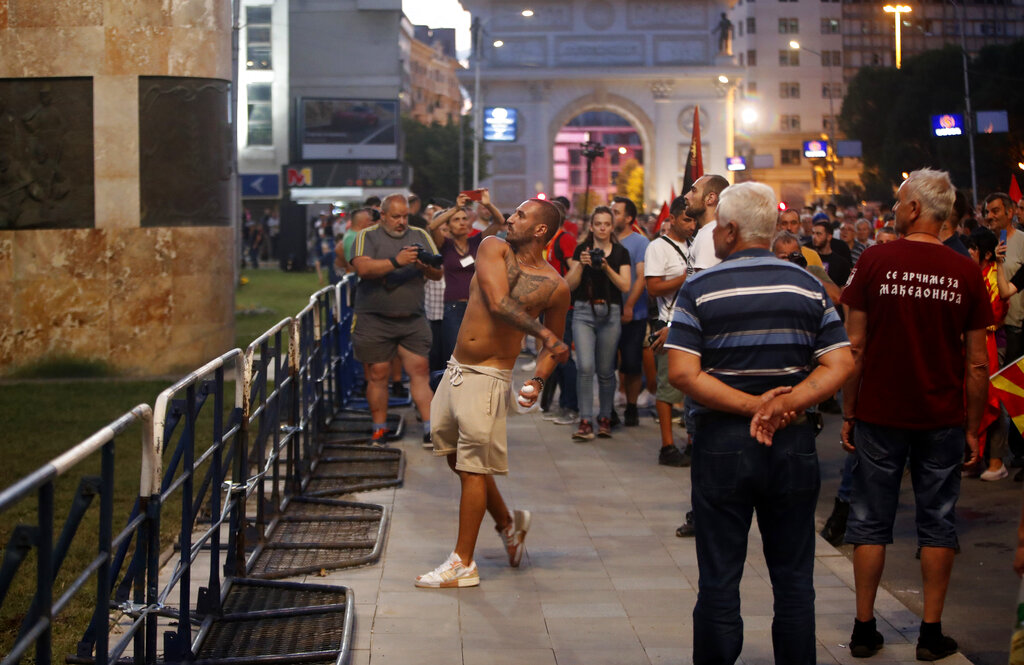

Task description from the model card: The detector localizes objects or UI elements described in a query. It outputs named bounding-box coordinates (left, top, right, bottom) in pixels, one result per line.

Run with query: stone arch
left=548, top=92, right=656, bottom=210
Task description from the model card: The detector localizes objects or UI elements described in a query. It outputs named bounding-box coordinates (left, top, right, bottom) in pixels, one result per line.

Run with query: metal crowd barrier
left=0, top=273, right=409, bottom=665
left=0, top=406, right=156, bottom=665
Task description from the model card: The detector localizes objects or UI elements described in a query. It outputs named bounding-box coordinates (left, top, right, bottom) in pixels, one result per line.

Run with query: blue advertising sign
left=725, top=156, right=746, bottom=171
left=932, top=114, right=964, bottom=137
left=835, top=140, right=863, bottom=158
left=803, top=140, right=828, bottom=159
left=484, top=107, right=518, bottom=142
left=241, top=173, right=281, bottom=198
left=976, top=110, right=1009, bottom=134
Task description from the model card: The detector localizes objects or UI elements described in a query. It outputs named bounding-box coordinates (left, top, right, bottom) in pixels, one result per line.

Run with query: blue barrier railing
left=1, top=273, right=368, bottom=665
left=0, top=406, right=156, bottom=665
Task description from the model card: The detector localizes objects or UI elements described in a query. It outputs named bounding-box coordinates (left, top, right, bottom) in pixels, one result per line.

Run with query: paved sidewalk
left=298, top=385, right=973, bottom=665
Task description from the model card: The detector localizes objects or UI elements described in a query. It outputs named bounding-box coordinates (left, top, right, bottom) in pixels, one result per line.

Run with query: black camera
left=410, top=243, right=443, bottom=268
left=588, top=247, right=605, bottom=267
left=785, top=251, right=807, bottom=268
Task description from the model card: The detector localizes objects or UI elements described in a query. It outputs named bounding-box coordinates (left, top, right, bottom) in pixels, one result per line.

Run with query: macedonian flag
left=991, top=357, right=1024, bottom=434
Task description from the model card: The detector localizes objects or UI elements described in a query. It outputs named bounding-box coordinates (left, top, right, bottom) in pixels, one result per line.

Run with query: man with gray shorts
left=415, top=198, right=570, bottom=588
left=351, top=194, right=442, bottom=442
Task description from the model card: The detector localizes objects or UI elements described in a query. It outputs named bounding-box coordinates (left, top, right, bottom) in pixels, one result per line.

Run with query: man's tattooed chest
left=506, top=253, right=557, bottom=310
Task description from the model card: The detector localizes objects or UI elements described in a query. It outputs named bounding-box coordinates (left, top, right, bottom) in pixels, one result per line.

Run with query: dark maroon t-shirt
left=441, top=234, right=483, bottom=302
left=841, top=238, right=992, bottom=429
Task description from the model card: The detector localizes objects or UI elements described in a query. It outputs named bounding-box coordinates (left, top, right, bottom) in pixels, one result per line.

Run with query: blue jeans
left=548, top=308, right=578, bottom=411
left=573, top=302, right=621, bottom=421
left=845, top=421, right=963, bottom=548
left=442, top=301, right=467, bottom=364
left=692, top=413, right=819, bottom=665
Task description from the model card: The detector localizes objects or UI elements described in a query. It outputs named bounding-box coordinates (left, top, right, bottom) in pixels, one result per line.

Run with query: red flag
left=1010, top=175, right=1022, bottom=203
left=682, top=107, right=704, bottom=194
left=990, top=354, right=1024, bottom=435
left=655, top=201, right=670, bottom=234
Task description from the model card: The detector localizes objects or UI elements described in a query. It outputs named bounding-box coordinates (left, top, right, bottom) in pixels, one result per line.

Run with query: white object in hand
left=520, top=381, right=536, bottom=407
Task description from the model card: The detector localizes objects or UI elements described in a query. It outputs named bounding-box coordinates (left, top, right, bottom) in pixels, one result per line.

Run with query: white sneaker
left=542, top=407, right=563, bottom=421
left=980, top=464, right=1008, bottom=481
left=614, top=390, right=627, bottom=408
left=415, top=551, right=480, bottom=588
left=553, top=410, right=579, bottom=426
left=521, top=359, right=537, bottom=372
left=497, top=509, right=531, bottom=567
left=637, top=390, right=656, bottom=409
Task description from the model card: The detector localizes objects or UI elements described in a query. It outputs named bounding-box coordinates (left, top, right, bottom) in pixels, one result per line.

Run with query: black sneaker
left=916, top=633, right=957, bottom=661
left=659, top=444, right=691, bottom=467
left=423, top=432, right=433, bottom=449
left=675, top=510, right=695, bottom=537
left=609, top=409, right=621, bottom=427
left=624, top=404, right=639, bottom=426
left=849, top=620, right=884, bottom=658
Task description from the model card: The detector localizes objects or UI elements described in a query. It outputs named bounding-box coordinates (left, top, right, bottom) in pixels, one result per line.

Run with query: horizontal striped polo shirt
left=665, top=248, right=849, bottom=410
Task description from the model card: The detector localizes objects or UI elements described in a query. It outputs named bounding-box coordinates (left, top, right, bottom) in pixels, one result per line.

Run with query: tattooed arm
left=475, top=236, right=569, bottom=361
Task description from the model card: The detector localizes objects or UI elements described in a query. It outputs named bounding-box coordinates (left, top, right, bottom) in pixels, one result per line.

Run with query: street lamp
left=883, top=5, right=912, bottom=69
left=790, top=41, right=838, bottom=198
left=472, top=9, right=533, bottom=189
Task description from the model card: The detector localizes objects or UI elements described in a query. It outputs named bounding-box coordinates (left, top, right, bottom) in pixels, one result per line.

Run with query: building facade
left=728, top=0, right=862, bottom=207
left=460, top=0, right=741, bottom=212
left=408, top=28, right=464, bottom=126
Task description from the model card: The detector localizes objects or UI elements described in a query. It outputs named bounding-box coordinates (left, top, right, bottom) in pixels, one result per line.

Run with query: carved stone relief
left=0, top=77, right=94, bottom=230
left=654, top=35, right=708, bottom=65
left=584, top=0, right=615, bottom=30
left=139, top=77, right=231, bottom=227
left=627, top=0, right=707, bottom=29
left=491, top=145, right=526, bottom=175
left=495, top=1, right=572, bottom=30
left=555, top=36, right=645, bottom=67
left=491, top=37, right=548, bottom=68
left=677, top=105, right=710, bottom=134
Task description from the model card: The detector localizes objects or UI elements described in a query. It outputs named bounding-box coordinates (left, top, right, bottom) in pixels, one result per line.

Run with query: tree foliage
left=840, top=40, right=1024, bottom=200
left=615, top=158, right=645, bottom=211
left=401, top=115, right=489, bottom=202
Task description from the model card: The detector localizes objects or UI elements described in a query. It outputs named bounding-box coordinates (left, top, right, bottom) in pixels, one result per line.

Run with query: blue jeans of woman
left=691, top=412, right=819, bottom=665
left=442, top=301, right=467, bottom=363
left=573, top=301, right=621, bottom=422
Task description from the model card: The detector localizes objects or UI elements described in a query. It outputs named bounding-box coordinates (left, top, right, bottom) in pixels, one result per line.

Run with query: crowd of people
left=287, top=173, right=1024, bottom=663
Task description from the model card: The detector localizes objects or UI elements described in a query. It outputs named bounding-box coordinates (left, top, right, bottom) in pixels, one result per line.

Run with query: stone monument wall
left=0, top=0, right=235, bottom=375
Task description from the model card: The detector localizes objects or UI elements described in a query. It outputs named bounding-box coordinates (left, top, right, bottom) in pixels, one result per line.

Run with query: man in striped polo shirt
left=666, top=181, right=853, bottom=665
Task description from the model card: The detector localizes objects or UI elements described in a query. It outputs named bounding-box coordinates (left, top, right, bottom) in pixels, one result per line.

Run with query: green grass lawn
left=234, top=268, right=321, bottom=350
left=0, top=267, right=322, bottom=661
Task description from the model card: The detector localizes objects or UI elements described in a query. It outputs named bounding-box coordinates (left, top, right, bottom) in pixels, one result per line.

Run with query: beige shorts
left=430, top=358, right=513, bottom=475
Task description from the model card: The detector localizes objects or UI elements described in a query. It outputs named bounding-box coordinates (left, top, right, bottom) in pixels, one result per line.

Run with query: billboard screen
left=484, top=107, right=518, bottom=142
left=803, top=140, right=828, bottom=159
left=931, top=113, right=964, bottom=137
left=835, top=140, right=863, bottom=158
left=976, top=110, right=1009, bottom=134
left=725, top=156, right=746, bottom=171
left=300, top=98, right=399, bottom=160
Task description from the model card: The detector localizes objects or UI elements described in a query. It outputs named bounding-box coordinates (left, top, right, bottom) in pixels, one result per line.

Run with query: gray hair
left=380, top=193, right=407, bottom=215
left=717, top=181, right=778, bottom=244
left=855, top=219, right=871, bottom=231
left=902, top=168, right=954, bottom=223
left=772, top=230, right=801, bottom=253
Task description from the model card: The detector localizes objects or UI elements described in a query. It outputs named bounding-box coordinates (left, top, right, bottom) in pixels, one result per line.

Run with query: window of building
left=747, top=81, right=757, bottom=94
left=747, top=49, right=757, bottom=66
left=780, top=115, right=801, bottom=131
left=821, top=18, right=840, bottom=33
left=822, top=50, right=842, bottom=66
left=822, top=82, right=842, bottom=98
left=779, top=17, right=799, bottom=33
left=246, top=83, right=272, bottom=145
left=747, top=17, right=756, bottom=33
left=739, top=22, right=744, bottom=36
left=246, top=6, right=272, bottom=70
left=779, top=49, right=799, bottom=66
left=740, top=52, right=745, bottom=66
left=781, top=148, right=802, bottom=164
left=779, top=81, right=800, bottom=98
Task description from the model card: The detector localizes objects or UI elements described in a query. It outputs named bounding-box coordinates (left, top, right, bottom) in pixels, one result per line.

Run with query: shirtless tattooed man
left=415, top=198, right=571, bottom=588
